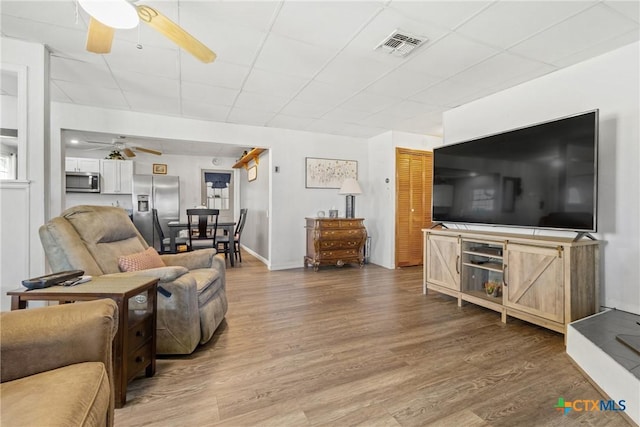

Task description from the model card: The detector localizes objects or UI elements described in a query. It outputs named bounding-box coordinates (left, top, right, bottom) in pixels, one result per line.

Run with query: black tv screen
left=433, top=110, right=598, bottom=232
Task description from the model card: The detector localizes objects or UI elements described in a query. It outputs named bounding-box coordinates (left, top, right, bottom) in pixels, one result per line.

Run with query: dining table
left=168, top=221, right=237, bottom=266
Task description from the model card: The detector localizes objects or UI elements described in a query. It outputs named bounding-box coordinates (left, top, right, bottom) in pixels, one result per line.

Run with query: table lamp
left=339, top=178, right=362, bottom=218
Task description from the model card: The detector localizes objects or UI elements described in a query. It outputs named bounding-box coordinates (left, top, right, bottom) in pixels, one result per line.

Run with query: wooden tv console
left=422, top=228, right=600, bottom=335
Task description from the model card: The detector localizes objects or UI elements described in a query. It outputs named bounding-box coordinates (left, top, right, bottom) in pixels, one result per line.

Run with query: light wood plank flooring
left=115, top=254, right=630, bottom=426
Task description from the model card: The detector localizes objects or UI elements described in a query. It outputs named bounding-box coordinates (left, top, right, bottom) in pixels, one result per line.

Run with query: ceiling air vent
left=374, top=29, right=427, bottom=57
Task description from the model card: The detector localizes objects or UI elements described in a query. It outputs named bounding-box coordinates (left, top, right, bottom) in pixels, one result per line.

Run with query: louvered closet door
left=396, top=148, right=433, bottom=267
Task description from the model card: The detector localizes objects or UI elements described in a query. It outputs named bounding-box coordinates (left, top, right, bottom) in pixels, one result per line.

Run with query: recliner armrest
left=160, top=248, right=222, bottom=270
left=104, top=266, right=189, bottom=283
left=0, top=299, right=118, bottom=383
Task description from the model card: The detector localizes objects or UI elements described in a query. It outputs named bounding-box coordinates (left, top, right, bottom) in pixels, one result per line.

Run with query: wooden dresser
left=304, top=217, right=367, bottom=271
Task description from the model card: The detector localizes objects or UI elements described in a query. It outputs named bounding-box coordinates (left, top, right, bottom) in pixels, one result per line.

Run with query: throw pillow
left=118, top=247, right=165, bottom=272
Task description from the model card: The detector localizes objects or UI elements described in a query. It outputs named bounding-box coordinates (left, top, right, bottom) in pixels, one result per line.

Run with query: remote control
left=62, top=275, right=92, bottom=286
left=22, top=270, right=84, bottom=290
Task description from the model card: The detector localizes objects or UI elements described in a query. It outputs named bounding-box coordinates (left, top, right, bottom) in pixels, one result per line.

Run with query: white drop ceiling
left=1, top=0, right=639, bottom=155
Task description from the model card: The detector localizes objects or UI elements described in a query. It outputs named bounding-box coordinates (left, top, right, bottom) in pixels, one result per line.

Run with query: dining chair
left=153, top=208, right=190, bottom=254
left=186, top=208, right=219, bottom=250
left=217, top=208, right=247, bottom=263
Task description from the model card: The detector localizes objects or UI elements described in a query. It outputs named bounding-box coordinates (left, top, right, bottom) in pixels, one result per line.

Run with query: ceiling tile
left=321, top=108, right=373, bottom=124
left=181, top=57, right=249, bottom=90
left=243, top=68, right=309, bottom=99
left=267, top=114, right=315, bottom=131
left=179, top=4, right=268, bottom=67
left=339, top=123, right=388, bottom=138
left=51, top=56, right=119, bottom=89
left=1, top=15, right=101, bottom=63
left=1, top=1, right=83, bottom=30
left=234, top=90, right=290, bottom=113
left=365, top=65, right=441, bottom=99
left=279, top=100, right=330, bottom=119
left=338, top=90, right=402, bottom=113
left=554, top=28, right=640, bottom=68
left=305, top=119, right=348, bottom=135
left=179, top=1, right=280, bottom=33
left=389, top=1, right=493, bottom=30
left=379, top=100, right=443, bottom=119
left=253, top=33, right=338, bottom=79
left=403, top=33, right=500, bottom=79
left=315, top=51, right=397, bottom=91
left=105, top=40, right=179, bottom=79
left=272, top=1, right=383, bottom=49
left=227, top=107, right=274, bottom=127
left=604, top=1, right=640, bottom=23
left=181, top=100, right=231, bottom=122
left=449, top=53, right=556, bottom=90
left=124, top=91, right=181, bottom=116
left=356, top=110, right=408, bottom=129
left=456, top=1, right=597, bottom=49
left=294, top=81, right=355, bottom=108
left=54, top=81, right=129, bottom=109
left=181, top=82, right=238, bottom=106
left=509, top=4, right=639, bottom=65
left=409, top=79, right=486, bottom=108
left=397, top=110, right=446, bottom=136
left=111, top=69, right=180, bottom=99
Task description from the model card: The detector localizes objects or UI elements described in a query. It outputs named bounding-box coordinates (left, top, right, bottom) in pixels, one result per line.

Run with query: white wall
left=0, top=38, right=50, bottom=311
left=443, top=42, right=640, bottom=315
left=239, top=151, right=269, bottom=262
left=51, top=103, right=370, bottom=271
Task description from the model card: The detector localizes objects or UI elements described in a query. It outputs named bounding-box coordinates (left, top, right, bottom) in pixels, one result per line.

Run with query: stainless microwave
left=66, top=172, right=100, bottom=193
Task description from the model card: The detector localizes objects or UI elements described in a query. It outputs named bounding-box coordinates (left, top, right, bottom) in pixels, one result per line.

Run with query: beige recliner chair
left=39, top=205, right=227, bottom=355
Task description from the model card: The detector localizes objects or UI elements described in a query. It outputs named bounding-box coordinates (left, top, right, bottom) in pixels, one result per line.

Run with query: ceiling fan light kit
left=78, top=0, right=138, bottom=29
left=79, top=0, right=216, bottom=63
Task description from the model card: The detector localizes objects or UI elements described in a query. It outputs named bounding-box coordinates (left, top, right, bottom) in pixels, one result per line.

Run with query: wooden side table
left=7, top=276, right=158, bottom=408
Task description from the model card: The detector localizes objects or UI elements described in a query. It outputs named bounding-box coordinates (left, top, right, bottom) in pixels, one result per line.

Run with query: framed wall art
left=305, top=157, right=357, bottom=189
left=152, top=163, right=167, bottom=174
left=247, top=165, right=257, bottom=182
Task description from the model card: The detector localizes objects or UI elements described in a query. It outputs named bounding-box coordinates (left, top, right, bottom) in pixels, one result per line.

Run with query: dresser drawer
left=127, top=316, right=153, bottom=351
left=319, top=229, right=365, bottom=239
left=315, top=219, right=364, bottom=229
left=318, top=239, right=362, bottom=250
left=127, top=341, right=153, bottom=381
left=319, top=248, right=360, bottom=259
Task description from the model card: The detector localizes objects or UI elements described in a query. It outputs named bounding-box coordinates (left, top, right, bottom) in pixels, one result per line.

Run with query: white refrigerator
left=132, top=175, right=180, bottom=250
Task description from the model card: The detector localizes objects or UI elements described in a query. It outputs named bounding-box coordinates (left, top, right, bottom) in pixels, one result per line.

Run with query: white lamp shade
left=339, top=178, right=362, bottom=195
left=79, top=0, right=139, bottom=29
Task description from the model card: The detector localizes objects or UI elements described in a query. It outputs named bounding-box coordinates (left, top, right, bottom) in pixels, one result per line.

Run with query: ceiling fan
left=78, top=0, right=216, bottom=63
left=84, top=138, right=162, bottom=158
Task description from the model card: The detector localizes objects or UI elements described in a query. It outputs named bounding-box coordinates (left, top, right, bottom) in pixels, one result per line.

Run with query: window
left=201, top=170, right=232, bottom=210
left=0, top=150, right=17, bottom=179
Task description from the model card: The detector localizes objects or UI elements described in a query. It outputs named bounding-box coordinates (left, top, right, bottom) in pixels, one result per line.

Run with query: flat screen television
left=433, top=110, right=598, bottom=232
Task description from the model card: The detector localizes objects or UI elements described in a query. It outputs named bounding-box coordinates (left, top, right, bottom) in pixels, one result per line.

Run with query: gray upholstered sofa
left=39, top=205, right=227, bottom=355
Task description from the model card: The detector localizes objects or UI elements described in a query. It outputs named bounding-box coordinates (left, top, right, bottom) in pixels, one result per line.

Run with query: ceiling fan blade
left=135, top=146, right=162, bottom=156
left=137, top=5, right=216, bottom=63
left=123, top=148, right=136, bottom=158
left=86, top=17, right=115, bottom=54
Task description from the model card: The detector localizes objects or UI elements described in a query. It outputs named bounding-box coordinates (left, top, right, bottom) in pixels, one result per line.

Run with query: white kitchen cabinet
left=101, top=160, right=133, bottom=194
left=65, top=157, right=100, bottom=173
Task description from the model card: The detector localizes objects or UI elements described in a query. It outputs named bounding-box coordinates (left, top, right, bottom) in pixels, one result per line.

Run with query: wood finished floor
left=115, top=254, right=630, bottom=427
